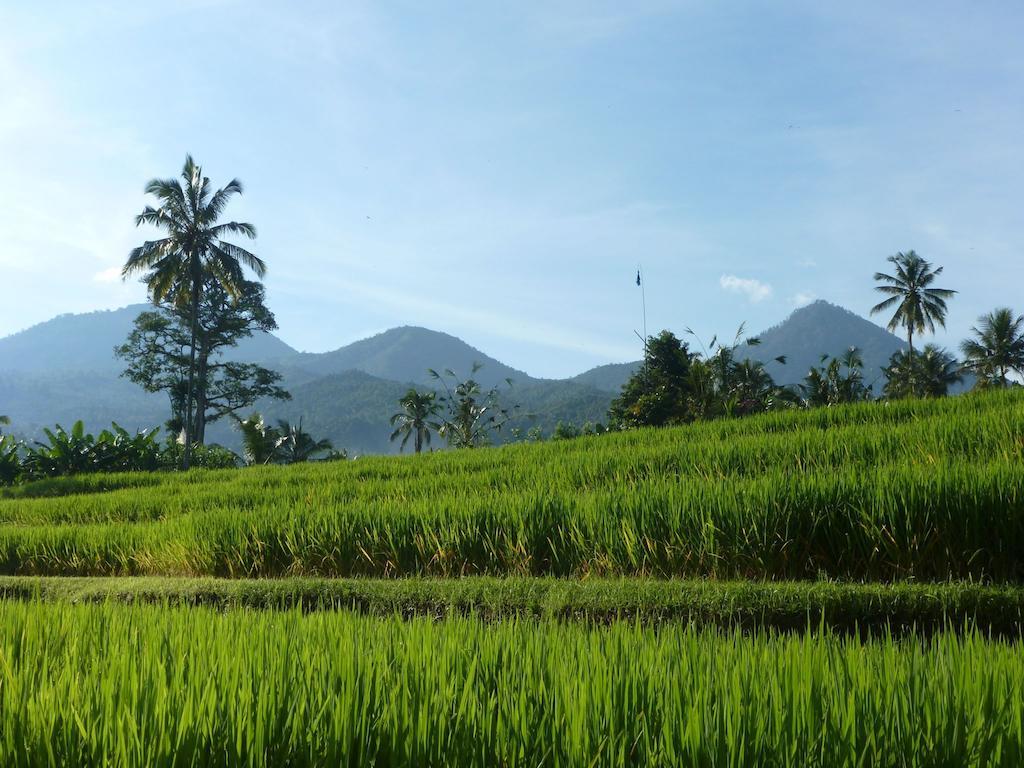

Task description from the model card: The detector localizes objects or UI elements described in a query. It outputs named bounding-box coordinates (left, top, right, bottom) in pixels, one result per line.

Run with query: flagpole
left=637, top=265, right=648, bottom=372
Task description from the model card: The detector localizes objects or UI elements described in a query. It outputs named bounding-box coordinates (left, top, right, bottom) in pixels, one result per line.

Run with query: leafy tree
left=870, top=251, right=956, bottom=355
left=428, top=364, right=518, bottom=448
left=123, top=155, right=265, bottom=469
left=0, top=415, right=8, bottom=434
left=883, top=345, right=962, bottom=399
left=960, top=308, right=1024, bottom=388
left=116, top=278, right=289, bottom=442
left=389, top=389, right=440, bottom=454
left=800, top=348, right=872, bottom=407
left=609, top=331, right=695, bottom=428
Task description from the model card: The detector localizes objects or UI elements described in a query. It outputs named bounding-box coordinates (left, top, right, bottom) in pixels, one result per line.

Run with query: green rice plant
left=0, top=389, right=1021, bottom=580
left=0, top=601, right=1020, bottom=767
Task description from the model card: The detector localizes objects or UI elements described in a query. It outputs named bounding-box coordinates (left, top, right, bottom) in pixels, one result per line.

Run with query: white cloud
left=719, top=274, right=773, bottom=303
left=93, top=267, right=123, bottom=283
left=790, top=291, right=816, bottom=307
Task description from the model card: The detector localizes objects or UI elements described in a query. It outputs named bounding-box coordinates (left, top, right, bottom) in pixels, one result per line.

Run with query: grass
left=1, top=575, right=1023, bottom=634
left=0, top=390, right=1022, bottom=581
left=0, top=600, right=1021, bottom=767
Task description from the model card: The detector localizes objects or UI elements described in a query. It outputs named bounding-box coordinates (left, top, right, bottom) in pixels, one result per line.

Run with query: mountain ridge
left=0, top=299, right=933, bottom=452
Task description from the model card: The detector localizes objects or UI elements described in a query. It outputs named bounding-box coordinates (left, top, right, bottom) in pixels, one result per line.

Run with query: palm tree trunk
left=415, top=428, right=422, bottom=454
left=182, top=271, right=201, bottom=471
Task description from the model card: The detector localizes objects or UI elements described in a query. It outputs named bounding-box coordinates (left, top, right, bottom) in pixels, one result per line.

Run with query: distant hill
left=0, top=305, right=299, bottom=374
left=737, top=301, right=907, bottom=392
left=0, top=299, right=961, bottom=453
left=571, top=362, right=641, bottom=393
left=290, top=326, right=533, bottom=388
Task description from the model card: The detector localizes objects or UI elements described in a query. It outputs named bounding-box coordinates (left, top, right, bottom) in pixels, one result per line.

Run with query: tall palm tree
left=870, top=251, right=956, bottom=355
left=236, top=413, right=279, bottom=466
left=122, top=155, right=265, bottom=469
left=960, top=308, right=1024, bottom=388
left=389, top=389, right=440, bottom=453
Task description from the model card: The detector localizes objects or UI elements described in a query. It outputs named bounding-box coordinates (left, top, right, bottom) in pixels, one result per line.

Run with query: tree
left=236, top=413, right=280, bottom=466
left=236, top=414, right=336, bottom=465
left=389, top=389, right=440, bottom=454
left=800, top=348, right=872, bottom=407
left=123, top=155, right=265, bottom=469
left=870, top=251, right=956, bottom=355
left=609, top=331, right=694, bottom=428
left=429, top=364, right=518, bottom=448
left=116, top=278, right=289, bottom=441
left=274, top=419, right=335, bottom=463
left=882, top=345, right=962, bottom=399
left=0, top=415, right=8, bottom=436
left=960, top=308, right=1024, bottom=388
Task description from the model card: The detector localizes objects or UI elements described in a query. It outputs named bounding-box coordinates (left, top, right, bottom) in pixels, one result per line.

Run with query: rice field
left=0, top=600, right=1019, bottom=767
left=0, top=389, right=1021, bottom=581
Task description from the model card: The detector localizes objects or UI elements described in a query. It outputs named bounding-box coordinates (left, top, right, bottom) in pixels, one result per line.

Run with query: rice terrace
left=3, top=2, right=1024, bottom=766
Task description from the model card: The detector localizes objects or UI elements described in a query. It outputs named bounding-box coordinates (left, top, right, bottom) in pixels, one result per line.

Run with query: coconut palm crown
left=870, top=251, right=956, bottom=354
left=960, top=308, right=1024, bottom=388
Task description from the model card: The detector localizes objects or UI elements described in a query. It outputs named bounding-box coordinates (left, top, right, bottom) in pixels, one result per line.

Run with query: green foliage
left=960, top=307, right=1024, bottom=388
left=0, top=391, right=1022, bottom=580
left=871, top=250, right=956, bottom=352
left=883, top=345, right=962, bottom=399
left=0, top=602, right=1022, bottom=765
left=429, top=363, right=519, bottom=448
left=389, top=389, right=439, bottom=453
left=236, top=413, right=335, bottom=465
left=0, top=437, right=18, bottom=486
left=799, top=348, right=872, bottom=406
left=156, top=441, right=240, bottom=471
left=609, top=327, right=795, bottom=428
left=608, top=331, right=694, bottom=428
left=20, top=421, right=160, bottom=479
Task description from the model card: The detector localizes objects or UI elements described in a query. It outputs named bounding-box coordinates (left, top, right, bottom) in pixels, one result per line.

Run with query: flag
left=636, top=270, right=641, bottom=286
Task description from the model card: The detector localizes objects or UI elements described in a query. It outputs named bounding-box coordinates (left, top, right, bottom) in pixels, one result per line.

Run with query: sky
left=1, top=1, right=1022, bottom=379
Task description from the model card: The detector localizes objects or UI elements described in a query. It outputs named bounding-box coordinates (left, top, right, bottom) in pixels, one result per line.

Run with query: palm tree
left=960, top=308, right=1024, bottom=388
left=883, top=345, right=962, bottom=399
left=236, top=413, right=279, bottom=466
left=871, top=251, right=956, bottom=355
left=122, top=155, right=264, bottom=469
left=389, top=389, right=440, bottom=453
left=273, top=419, right=333, bottom=463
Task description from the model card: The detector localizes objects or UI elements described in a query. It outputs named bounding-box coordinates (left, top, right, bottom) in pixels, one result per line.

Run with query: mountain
left=0, top=305, right=300, bottom=374
left=289, top=326, right=533, bottom=388
left=737, top=300, right=908, bottom=391
left=570, top=301, right=914, bottom=396
left=571, top=362, right=641, bottom=393
left=0, top=299, right=954, bottom=453
left=0, top=307, right=611, bottom=452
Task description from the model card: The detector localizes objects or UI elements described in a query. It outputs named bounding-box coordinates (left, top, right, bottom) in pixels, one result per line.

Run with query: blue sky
left=1, top=1, right=1022, bottom=378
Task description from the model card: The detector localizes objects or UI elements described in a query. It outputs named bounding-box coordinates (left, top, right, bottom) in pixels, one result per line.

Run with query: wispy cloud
left=719, top=274, right=773, bottom=303
left=93, top=267, right=123, bottom=283
left=789, top=291, right=816, bottom=307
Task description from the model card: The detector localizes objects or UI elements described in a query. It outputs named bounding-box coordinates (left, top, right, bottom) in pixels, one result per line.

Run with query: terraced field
left=1, top=389, right=1022, bottom=765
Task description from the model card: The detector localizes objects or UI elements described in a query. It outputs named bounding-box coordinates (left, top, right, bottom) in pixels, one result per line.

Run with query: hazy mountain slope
left=292, top=326, right=533, bottom=388
left=0, top=304, right=300, bottom=374
left=571, top=362, right=641, bottom=393
left=737, top=300, right=906, bottom=390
